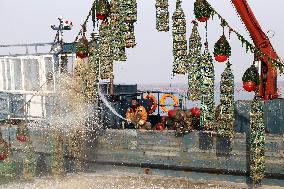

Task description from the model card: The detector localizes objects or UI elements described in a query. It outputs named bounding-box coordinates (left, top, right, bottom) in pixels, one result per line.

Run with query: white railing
left=0, top=54, right=77, bottom=121
left=0, top=55, right=55, bottom=93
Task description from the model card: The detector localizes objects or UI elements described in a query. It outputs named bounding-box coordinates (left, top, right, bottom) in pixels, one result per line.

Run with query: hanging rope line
left=74, top=0, right=97, bottom=43
left=207, top=2, right=284, bottom=73
left=74, top=8, right=93, bottom=43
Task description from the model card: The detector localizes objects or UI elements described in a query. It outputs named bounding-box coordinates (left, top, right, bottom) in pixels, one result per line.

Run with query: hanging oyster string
left=172, top=0, right=188, bottom=75
left=250, top=97, right=265, bottom=184
left=99, top=21, right=114, bottom=80
left=120, top=0, right=137, bottom=48
left=156, top=0, right=169, bottom=32
left=217, top=61, right=235, bottom=137
left=187, top=21, right=202, bottom=101
left=200, top=48, right=215, bottom=131
left=83, top=33, right=100, bottom=102
left=110, top=0, right=127, bottom=61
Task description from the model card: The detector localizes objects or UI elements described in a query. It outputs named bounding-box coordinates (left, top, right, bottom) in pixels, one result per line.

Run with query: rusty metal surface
left=235, top=99, right=284, bottom=134
left=91, top=130, right=284, bottom=176
left=0, top=126, right=283, bottom=186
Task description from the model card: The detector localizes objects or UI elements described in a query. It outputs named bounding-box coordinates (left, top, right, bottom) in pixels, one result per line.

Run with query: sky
left=0, top=0, right=283, bottom=85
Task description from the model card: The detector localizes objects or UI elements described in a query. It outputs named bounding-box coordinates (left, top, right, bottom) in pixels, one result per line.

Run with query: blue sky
left=0, top=0, right=283, bottom=84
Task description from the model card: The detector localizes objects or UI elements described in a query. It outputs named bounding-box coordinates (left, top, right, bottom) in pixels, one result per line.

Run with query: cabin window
left=23, top=59, right=40, bottom=91
left=67, top=55, right=75, bottom=73
left=44, top=57, right=54, bottom=91
left=6, top=60, right=11, bottom=90
left=11, top=59, right=22, bottom=90
left=0, top=60, right=5, bottom=90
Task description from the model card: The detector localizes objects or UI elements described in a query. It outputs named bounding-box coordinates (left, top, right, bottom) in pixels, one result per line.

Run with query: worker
left=126, top=97, right=150, bottom=129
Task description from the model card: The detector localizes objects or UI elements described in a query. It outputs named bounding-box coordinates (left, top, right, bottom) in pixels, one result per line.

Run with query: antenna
left=51, top=16, right=73, bottom=54
left=51, top=16, right=73, bottom=74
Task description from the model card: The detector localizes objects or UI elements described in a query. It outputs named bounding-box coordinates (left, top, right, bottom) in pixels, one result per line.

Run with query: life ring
left=160, top=93, right=179, bottom=113
left=144, top=94, right=158, bottom=114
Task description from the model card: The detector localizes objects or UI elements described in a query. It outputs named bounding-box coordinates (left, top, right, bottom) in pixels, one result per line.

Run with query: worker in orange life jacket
left=126, top=97, right=148, bottom=129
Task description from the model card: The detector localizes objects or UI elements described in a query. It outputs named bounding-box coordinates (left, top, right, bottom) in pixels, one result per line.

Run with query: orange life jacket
left=126, top=105, right=148, bottom=126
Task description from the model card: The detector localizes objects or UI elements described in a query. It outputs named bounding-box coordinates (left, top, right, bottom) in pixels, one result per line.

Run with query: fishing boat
left=0, top=0, right=283, bottom=188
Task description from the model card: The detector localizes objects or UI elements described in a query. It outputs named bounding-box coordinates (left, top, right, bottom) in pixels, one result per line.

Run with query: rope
left=208, top=2, right=284, bottom=72
left=73, top=5, right=93, bottom=43
left=205, top=20, right=208, bottom=50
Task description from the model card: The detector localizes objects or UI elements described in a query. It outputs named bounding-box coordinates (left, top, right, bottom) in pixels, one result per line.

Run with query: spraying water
left=98, top=84, right=128, bottom=121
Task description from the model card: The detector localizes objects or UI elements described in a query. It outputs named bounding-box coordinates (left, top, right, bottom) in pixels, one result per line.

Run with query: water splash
left=46, top=74, right=94, bottom=131
left=98, top=84, right=127, bottom=121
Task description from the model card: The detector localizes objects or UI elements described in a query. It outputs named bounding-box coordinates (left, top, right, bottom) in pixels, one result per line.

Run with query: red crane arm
left=231, top=0, right=279, bottom=100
